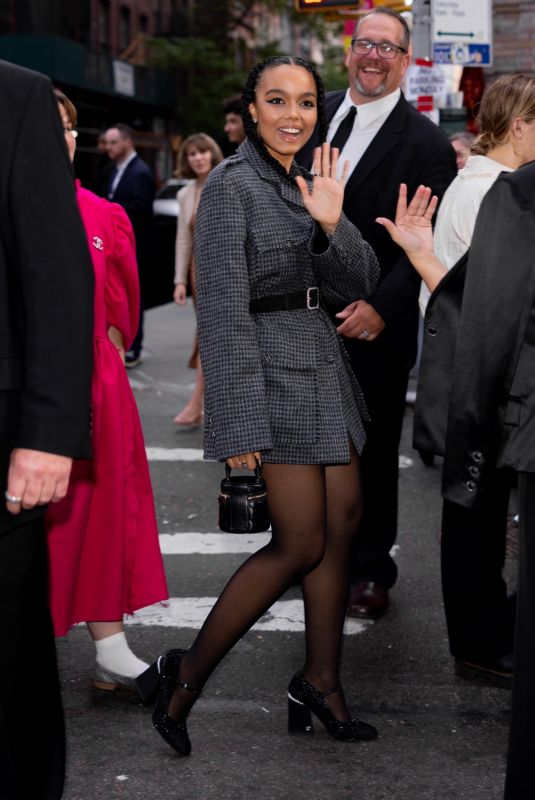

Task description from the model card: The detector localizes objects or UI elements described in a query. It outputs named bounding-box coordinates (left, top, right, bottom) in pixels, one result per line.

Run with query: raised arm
left=376, top=183, right=446, bottom=294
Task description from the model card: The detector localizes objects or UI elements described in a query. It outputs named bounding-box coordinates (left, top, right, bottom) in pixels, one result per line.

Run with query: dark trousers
left=0, top=517, right=65, bottom=800
left=349, top=344, right=409, bottom=590
left=504, top=472, right=535, bottom=799
left=129, top=299, right=144, bottom=359
left=441, top=469, right=513, bottom=659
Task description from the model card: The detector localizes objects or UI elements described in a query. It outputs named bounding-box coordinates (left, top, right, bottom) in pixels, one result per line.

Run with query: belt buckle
left=306, top=286, right=320, bottom=310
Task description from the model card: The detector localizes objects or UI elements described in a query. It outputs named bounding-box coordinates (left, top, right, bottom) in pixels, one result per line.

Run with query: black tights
left=170, top=445, right=362, bottom=722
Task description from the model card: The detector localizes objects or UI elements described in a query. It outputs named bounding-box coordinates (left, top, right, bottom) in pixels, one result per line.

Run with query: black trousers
left=348, top=344, right=410, bottom=590
left=441, top=469, right=513, bottom=659
left=504, top=472, right=535, bottom=799
left=0, top=516, right=65, bottom=800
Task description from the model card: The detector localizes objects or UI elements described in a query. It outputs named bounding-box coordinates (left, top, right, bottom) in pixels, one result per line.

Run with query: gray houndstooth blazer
left=195, top=140, right=379, bottom=463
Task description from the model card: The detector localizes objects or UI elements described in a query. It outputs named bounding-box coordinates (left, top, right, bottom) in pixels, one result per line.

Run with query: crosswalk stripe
left=159, top=532, right=270, bottom=554
left=125, top=597, right=369, bottom=635
left=146, top=447, right=203, bottom=461
left=146, top=447, right=412, bottom=468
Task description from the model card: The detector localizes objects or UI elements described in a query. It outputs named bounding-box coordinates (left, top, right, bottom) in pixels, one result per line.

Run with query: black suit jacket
left=440, top=163, right=535, bottom=509
left=298, top=91, right=457, bottom=370
left=110, top=155, right=155, bottom=281
left=0, top=60, right=94, bottom=533
left=412, top=252, right=468, bottom=457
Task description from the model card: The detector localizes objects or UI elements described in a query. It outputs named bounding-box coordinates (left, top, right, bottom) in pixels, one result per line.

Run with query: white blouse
left=419, top=155, right=513, bottom=315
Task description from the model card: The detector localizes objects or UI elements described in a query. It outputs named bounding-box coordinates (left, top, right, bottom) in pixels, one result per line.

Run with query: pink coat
left=46, top=184, right=168, bottom=636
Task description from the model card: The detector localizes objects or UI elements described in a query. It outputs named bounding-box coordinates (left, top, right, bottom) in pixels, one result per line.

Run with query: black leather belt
left=249, top=287, right=322, bottom=313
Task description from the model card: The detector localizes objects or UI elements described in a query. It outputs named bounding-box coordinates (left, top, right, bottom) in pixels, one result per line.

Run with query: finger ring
left=312, top=171, right=321, bottom=177
left=361, top=330, right=370, bottom=338
left=5, top=491, right=22, bottom=504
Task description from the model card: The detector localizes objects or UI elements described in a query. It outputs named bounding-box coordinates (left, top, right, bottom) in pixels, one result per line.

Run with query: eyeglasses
left=63, top=128, right=78, bottom=138
left=350, top=39, right=407, bottom=59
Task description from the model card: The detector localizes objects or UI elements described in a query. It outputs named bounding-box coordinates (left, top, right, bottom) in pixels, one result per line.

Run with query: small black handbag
left=218, top=462, right=270, bottom=534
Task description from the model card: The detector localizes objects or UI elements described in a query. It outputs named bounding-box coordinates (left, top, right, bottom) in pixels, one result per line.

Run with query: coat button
left=465, top=480, right=476, bottom=492
left=471, top=450, right=483, bottom=463
left=264, top=354, right=274, bottom=365
left=326, top=353, right=335, bottom=363
left=468, top=465, right=480, bottom=478
left=426, top=323, right=438, bottom=336
left=285, top=239, right=294, bottom=248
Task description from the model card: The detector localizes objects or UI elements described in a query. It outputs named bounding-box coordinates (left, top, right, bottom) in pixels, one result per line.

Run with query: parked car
left=143, top=178, right=191, bottom=309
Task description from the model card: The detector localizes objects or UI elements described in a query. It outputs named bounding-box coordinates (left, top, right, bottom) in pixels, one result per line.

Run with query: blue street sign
left=433, top=42, right=492, bottom=67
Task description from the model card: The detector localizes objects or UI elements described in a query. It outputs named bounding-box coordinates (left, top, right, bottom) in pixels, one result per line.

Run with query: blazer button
left=465, top=480, right=476, bottom=492
left=471, top=450, right=483, bottom=463
left=426, top=323, right=438, bottom=336
left=264, top=354, right=274, bottom=365
left=326, top=353, right=335, bottom=363
left=285, top=239, right=294, bottom=248
left=468, top=465, right=480, bottom=478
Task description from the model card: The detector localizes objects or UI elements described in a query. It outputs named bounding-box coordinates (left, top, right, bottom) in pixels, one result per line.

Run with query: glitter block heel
left=287, top=672, right=378, bottom=742
left=136, top=649, right=200, bottom=756
left=288, top=693, right=314, bottom=734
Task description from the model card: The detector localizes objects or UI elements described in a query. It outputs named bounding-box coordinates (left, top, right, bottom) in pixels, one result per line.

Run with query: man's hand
left=335, top=299, right=385, bottom=341
left=5, top=448, right=73, bottom=514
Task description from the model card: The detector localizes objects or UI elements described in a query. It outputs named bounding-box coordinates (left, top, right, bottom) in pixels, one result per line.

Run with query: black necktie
left=330, top=106, right=357, bottom=153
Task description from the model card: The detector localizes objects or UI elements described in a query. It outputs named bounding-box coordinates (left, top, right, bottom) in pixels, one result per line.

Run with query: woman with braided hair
left=137, top=56, right=380, bottom=754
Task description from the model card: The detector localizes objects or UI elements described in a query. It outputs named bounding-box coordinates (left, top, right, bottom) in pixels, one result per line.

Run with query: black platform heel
left=135, top=649, right=201, bottom=756
left=287, top=672, right=378, bottom=741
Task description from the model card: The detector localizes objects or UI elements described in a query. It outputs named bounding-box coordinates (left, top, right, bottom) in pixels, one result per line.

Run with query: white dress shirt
left=419, top=155, right=513, bottom=314
left=109, top=150, right=137, bottom=197
left=328, top=88, right=401, bottom=179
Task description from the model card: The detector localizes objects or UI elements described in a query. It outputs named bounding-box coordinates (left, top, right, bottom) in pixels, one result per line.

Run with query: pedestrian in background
left=222, top=93, right=246, bottom=149
left=449, top=131, right=476, bottom=171
left=173, top=133, right=223, bottom=426
left=136, top=55, right=380, bottom=755
left=47, top=91, right=168, bottom=692
left=105, top=123, right=155, bottom=368
left=0, top=61, right=94, bottom=800
left=298, top=6, right=456, bottom=621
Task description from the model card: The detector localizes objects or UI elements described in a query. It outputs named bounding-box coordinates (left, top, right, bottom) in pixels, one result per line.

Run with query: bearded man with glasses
left=298, top=7, right=457, bottom=621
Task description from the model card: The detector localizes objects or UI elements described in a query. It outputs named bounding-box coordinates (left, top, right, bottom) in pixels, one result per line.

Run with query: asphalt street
left=57, top=301, right=516, bottom=800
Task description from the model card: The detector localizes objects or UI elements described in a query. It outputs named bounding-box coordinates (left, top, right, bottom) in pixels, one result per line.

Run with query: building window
left=98, top=0, right=110, bottom=52
left=119, top=7, right=131, bottom=51
left=139, top=14, right=149, bottom=34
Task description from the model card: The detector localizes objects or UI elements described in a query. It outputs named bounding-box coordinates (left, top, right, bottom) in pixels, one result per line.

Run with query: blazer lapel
left=343, top=95, right=408, bottom=206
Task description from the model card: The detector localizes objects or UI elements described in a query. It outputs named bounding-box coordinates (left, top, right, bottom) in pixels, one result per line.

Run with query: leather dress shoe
left=454, top=653, right=513, bottom=689
left=347, top=581, right=389, bottom=619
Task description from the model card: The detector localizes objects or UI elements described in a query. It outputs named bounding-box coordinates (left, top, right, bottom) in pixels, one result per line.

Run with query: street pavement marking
left=147, top=447, right=204, bottom=461
left=146, top=447, right=414, bottom=468
left=159, top=532, right=271, bottom=554
left=125, top=597, right=369, bottom=635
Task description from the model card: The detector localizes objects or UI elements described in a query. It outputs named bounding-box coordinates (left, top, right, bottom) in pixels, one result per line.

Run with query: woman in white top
left=377, top=73, right=535, bottom=690
left=404, top=73, right=535, bottom=313
left=173, top=133, right=223, bottom=425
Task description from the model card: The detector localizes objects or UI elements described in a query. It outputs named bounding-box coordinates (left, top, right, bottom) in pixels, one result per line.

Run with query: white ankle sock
left=94, top=631, right=149, bottom=678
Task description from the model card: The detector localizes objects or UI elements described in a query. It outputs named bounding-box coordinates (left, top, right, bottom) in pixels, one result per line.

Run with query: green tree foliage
left=147, top=1, right=346, bottom=137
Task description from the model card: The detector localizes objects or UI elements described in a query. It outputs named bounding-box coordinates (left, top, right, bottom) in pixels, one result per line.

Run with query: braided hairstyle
left=241, top=55, right=328, bottom=183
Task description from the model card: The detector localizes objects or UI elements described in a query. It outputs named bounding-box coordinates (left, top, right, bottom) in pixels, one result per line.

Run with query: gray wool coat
left=194, top=140, right=379, bottom=464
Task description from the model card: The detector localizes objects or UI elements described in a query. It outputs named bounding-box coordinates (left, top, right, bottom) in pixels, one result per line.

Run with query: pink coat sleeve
left=105, top=203, right=140, bottom=349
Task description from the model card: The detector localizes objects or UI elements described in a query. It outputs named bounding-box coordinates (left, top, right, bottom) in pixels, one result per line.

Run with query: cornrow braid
left=241, top=55, right=328, bottom=184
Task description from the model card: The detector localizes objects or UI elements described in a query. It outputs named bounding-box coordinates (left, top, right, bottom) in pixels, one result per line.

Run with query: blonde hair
left=176, top=133, right=223, bottom=179
left=472, top=73, right=535, bottom=155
